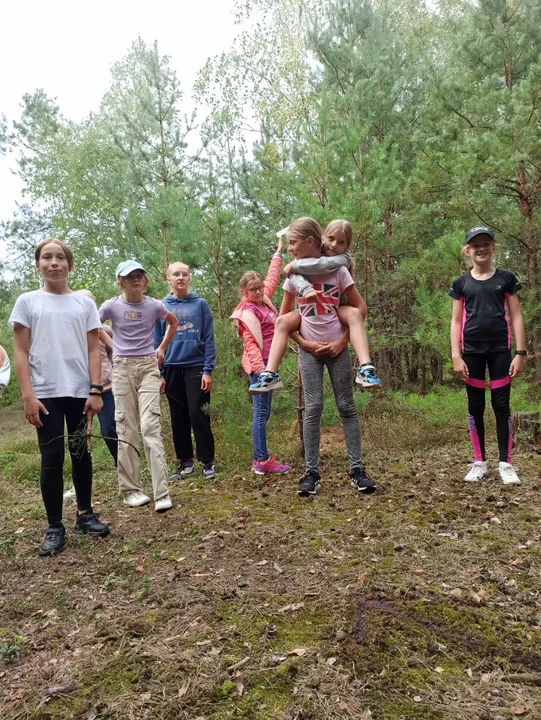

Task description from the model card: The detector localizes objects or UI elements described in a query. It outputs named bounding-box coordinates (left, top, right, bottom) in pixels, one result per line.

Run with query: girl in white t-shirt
left=9, top=239, right=110, bottom=557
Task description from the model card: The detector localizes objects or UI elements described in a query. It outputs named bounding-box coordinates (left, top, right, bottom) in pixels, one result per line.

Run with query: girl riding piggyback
left=249, top=219, right=381, bottom=394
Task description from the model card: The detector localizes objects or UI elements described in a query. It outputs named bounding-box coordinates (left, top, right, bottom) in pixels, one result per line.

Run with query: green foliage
left=3, top=0, right=541, bottom=389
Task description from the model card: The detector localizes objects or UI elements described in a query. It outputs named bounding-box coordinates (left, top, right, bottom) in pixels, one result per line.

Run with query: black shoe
left=297, top=470, right=321, bottom=497
left=39, top=525, right=66, bottom=556
left=350, top=466, right=377, bottom=493
left=74, top=510, right=110, bottom=538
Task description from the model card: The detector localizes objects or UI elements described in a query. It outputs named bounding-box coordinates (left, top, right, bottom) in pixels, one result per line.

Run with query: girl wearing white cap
left=99, top=261, right=178, bottom=511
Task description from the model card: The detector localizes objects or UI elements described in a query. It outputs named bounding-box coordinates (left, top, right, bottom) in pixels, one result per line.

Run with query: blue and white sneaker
left=356, top=363, right=382, bottom=388
left=249, top=371, right=283, bottom=394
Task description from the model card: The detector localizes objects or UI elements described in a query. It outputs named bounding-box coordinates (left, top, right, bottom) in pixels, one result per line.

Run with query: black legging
left=462, top=351, right=512, bottom=463
left=36, top=397, right=93, bottom=525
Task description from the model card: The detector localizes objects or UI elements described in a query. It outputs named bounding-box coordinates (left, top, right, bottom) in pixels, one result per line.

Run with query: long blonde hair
left=323, top=219, right=353, bottom=248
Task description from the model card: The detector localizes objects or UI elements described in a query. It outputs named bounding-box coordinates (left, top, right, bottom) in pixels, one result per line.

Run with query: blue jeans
left=97, top=390, right=118, bottom=465
left=249, top=370, right=273, bottom=462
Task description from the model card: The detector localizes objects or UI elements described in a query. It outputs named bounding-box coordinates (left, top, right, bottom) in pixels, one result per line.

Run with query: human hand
left=155, top=346, right=165, bottom=365
left=509, top=354, right=526, bottom=378
left=452, top=356, right=469, bottom=379
left=84, top=394, right=103, bottom=418
left=24, top=395, right=49, bottom=427
left=316, top=337, right=346, bottom=358
left=282, top=262, right=293, bottom=278
left=159, top=377, right=166, bottom=395
left=302, top=341, right=327, bottom=357
left=201, top=373, right=213, bottom=392
left=277, top=237, right=283, bottom=254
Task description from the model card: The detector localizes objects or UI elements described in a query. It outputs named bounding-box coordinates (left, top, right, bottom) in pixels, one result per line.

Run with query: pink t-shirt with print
left=283, top=266, right=354, bottom=343
left=243, top=302, right=276, bottom=359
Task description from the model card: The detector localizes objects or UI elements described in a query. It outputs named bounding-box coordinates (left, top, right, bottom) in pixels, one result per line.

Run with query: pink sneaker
left=252, top=457, right=291, bottom=476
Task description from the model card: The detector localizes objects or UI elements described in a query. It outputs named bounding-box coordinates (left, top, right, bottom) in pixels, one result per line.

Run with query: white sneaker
left=123, top=491, right=151, bottom=507
left=155, top=494, right=173, bottom=512
left=499, top=462, right=520, bottom=485
left=63, top=486, right=77, bottom=500
left=464, top=461, right=488, bottom=482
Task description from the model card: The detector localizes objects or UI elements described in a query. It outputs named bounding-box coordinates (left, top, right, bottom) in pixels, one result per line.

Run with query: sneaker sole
left=123, top=498, right=151, bottom=507
left=355, top=379, right=382, bottom=388
left=155, top=503, right=173, bottom=512
left=249, top=382, right=284, bottom=395
left=502, top=479, right=521, bottom=485
left=39, top=542, right=67, bottom=557
left=297, top=482, right=321, bottom=497
left=73, top=525, right=111, bottom=538
left=351, top=480, right=377, bottom=493
left=252, top=467, right=291, bottom=476
left=464, top=472, right=487, bottom=482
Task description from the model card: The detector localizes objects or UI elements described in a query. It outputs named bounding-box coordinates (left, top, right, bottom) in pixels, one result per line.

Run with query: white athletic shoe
left=63, top=486, right=77, bottom=500
left=499, top=462, right=520, bottom=485
left=464, top=461, right=488, bottom=482
left=155, top=494, right=173, bottom=512
left=123, top=491, right=151, bottom=507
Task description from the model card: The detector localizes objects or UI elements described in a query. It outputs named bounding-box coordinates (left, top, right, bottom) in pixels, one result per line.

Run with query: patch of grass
left=0, top=635, right=26, bottom=662
left=0, top=535, right=16, bottom=556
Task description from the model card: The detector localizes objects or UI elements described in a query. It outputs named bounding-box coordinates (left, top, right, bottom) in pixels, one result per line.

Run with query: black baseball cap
left=465, top=226, right=495, bottom=245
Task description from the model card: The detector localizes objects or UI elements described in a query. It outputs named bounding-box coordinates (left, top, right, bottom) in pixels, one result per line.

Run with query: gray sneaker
left=202, top=461, right=216, bottom=479
left=169, top=461, right=195, bottom=481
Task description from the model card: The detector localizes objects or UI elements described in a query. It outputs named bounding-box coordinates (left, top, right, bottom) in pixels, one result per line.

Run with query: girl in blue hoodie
left=154, top=262, right=216, bottom=480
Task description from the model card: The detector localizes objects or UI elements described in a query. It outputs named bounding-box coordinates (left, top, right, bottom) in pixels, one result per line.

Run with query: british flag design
left=298, top=283, right=341, bottom=317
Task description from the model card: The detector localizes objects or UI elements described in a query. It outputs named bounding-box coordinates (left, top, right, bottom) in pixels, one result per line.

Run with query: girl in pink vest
left=231, top=239, right=291, bottom=476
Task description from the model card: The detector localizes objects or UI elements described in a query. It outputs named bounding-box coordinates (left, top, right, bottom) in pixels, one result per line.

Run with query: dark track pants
left=163, top=365, right=215, bottom=464
left=36, top=397, right=93, bottom=525
left=463, top=351, right=512, bottom=463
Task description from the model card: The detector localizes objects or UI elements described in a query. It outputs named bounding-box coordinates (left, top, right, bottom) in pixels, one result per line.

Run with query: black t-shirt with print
left=448, top=269, right=522, bottom=354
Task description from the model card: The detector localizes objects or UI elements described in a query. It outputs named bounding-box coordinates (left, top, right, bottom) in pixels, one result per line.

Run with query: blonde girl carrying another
left=249, top=219, right=381, bottom=394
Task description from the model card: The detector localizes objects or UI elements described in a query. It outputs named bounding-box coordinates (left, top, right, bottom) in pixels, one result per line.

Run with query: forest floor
left=1, top=395, right=541, bottom=720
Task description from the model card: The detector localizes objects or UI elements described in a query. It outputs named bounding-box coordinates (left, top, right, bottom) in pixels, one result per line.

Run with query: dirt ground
left=1, top=401, right=541, bottom=720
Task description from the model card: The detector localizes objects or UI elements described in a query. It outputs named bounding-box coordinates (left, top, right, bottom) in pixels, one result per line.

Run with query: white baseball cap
left=116, top=260, right=147, bottom=278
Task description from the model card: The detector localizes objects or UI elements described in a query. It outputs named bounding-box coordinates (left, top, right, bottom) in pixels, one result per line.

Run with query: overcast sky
left=0, top=0, right=240, bottom=230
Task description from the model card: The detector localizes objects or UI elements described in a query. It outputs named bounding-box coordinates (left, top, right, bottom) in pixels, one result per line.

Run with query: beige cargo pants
left=112, top=357, right=169, bottom=500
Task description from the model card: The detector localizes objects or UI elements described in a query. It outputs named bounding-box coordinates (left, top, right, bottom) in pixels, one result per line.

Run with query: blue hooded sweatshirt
left=154, top=293, right=215, bottom=375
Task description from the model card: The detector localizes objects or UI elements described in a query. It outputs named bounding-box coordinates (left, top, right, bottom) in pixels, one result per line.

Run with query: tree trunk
left=517, top=167, right=541, bottom=380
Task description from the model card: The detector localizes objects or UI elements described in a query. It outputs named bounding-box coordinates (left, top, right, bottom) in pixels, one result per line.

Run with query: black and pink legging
left=463, top=351, right=512, bottom=463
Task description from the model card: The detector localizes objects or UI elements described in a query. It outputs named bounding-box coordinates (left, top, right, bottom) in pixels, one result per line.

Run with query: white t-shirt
left=8, top=290, right=101, bottom=399
left=0, top=356, right=10, bottom=387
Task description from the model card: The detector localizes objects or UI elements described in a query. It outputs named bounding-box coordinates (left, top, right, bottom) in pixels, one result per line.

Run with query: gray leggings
left=299, top=347, right=362, bottom=474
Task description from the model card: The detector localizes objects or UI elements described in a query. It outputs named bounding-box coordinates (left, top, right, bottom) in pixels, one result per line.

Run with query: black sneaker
left=297, top=470, right=321, bottom=497
left=39, top=525, right=66, bottom=556
left=350, top=466, right=377, bottom=493
left=74, top=510, right=110, bottom=538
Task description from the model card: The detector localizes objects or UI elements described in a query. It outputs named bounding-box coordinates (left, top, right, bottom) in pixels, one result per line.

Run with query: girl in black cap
left=449, top=227, right=526, bottom=484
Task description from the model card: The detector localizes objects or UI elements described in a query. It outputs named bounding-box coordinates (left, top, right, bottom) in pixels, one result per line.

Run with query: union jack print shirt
left=283, top=266, right=354, bottom=343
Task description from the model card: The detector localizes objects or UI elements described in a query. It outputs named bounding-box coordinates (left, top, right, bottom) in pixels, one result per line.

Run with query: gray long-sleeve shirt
left=288, top=252, right=351, bottom=297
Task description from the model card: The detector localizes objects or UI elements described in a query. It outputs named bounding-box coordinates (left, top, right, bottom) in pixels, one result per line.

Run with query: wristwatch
left=515, top=350, right=527, bottom=356
left=90, top=384, right=104, bottom=391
